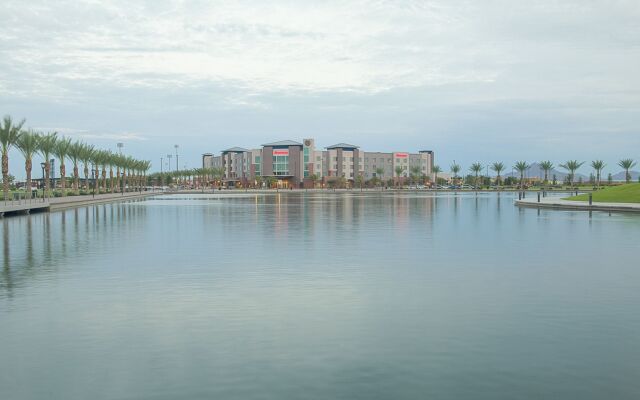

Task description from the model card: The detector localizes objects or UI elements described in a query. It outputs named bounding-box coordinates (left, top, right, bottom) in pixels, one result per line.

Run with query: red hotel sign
left=394, top=153, right=408, bottom=158
left=273, top=149, right=289, bottom=156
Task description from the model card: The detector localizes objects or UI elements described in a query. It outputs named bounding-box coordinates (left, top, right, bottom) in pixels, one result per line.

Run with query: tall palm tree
left=53, top=137, right=72, bottom=196
left=432, top=165, right=441, bottom=189
left=90, top=150, right=102, bottom=194
left=355, top=173, right=364, bottom=191
left=590, top=160, right=606, bottom=189
left=67, top=141, right=83, bottom=194
left=16, top=129, right=40, bottom=197
left=80, top=143, right=95, bottom=192
left=513, top=161, right=530, bottom=189
left=309, top=173, right=318, bottom=189
left=618, top=159, right=636, bottom=183
left=0, top=115, right=25, bottom=199
left=539, top=161, right=554, bottom=186
left=491, top=162, right=504, bottom=187
left=450, top=163, right=461, bottom=185
left=559, top=160, right=584, bottom=187
left=37, top=132, right=58, bottom=197
left=106, top=152, right=117, bottom=193
left=394, top=166, right=403, bottom=187
left=375, top=167, right=384, bottom=188
left=410, top=165, right=421, bottom=185
left=470, top=163, right=483, bottom=189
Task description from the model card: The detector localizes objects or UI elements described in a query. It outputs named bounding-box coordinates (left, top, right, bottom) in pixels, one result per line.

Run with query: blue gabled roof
left=261, top=140, right=303, bottom=147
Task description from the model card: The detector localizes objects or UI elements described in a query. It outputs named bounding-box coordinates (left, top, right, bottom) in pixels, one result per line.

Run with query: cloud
left=32, top=127, right=148, bottom=141
left=1, top=0, right=639, bottom=172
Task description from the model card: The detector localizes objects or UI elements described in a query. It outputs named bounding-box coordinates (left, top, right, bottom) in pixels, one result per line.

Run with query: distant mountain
left=611, top=170, right=640, bottom=181
left=500, top=163, right=640, bottom=182
left=503, top=162, right=587, bottom=181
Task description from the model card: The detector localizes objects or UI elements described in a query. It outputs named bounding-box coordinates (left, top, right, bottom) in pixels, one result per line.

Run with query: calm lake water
left=1, top=192, right=639, bottom=400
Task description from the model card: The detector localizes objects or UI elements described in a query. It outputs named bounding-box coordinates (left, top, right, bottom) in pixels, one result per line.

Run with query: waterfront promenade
left=0, top=191, right=156, bottom=217
left=515, top=196, right=640, bottom=213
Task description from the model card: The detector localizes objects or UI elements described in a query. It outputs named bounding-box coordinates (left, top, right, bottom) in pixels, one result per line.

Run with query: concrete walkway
left=1, top=191, right=158, bottom=217
left=515, top=196, right=640, bottom=213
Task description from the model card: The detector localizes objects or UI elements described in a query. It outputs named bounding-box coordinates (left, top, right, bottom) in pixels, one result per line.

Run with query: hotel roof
left=222, top=147, right=250, bottom=153
left=261, top=140, right=303, bottom=147
left=326, top=143, right=359, bottom=149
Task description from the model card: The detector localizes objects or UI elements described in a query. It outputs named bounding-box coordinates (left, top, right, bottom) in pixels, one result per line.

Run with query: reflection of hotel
left=202, top=139, right=434, bottom=188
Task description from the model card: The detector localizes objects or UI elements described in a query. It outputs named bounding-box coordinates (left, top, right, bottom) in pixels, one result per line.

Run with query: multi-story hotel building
left=203, top=138, right=433, bottom=188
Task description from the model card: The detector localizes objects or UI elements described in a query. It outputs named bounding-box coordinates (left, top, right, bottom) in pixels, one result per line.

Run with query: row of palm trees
left=431, top=158, right=637, bottom=189
left=1, top=115, right=151, bottom=200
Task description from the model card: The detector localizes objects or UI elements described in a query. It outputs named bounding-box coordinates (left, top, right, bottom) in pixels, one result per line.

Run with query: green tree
left=410, top=165, right=421, bottom=185
left=375, top=167, right=384, bottom=188
left=80, top=143, right=95, bottom=192
left=539, top=161, right=554, bottom=186
left=432, top=165, right=442, bottom=189
left=355, top=173, right=364, bottom=191
left=618, top=159, right=636, bottom=183
left=394, top=166, right=403, bottom=187
left=590, top=160, right=606, bottom=189
left=53, top=137, right=72, bottom=196
left=0, top=115, right=25, bottom=199
left=470, top=162, right=483, bottom=189
left=559, top=160, right=584, bottom=187
left=37, top=132, right=58, bottom=197
left=68, top=141, right=84, bottom=194
left=491, top=162, right=504, bottom=187
left=16, top=129, right=40, bottom=196
left=513, top=161, right=530, bottom=189
left=450, top=163, right=461, bottom=185
left=309, top=173, right=318, bottom=189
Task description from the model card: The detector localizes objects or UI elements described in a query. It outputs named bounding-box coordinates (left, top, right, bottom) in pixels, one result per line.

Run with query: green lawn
left=566, top=184, right=640, bottom=203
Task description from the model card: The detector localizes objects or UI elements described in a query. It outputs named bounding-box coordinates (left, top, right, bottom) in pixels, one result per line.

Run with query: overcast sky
left=1, top=0, right=639, bottom=176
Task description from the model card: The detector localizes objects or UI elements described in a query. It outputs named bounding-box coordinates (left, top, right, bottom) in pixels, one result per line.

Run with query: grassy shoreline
left=565, top=184, right=640, bottom=203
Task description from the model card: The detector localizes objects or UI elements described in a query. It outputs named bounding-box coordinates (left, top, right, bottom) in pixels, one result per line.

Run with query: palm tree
left=53, top=137, right=72, bottom=196
left=618, top=159, right=636, bottom=183
left=450, top=163, right=461, bottom=185
left=513, top=161, right=530, bottom=189
left=590, top=160, right=606, bottom=189
left=410, top=165, right=421, bottom=185
left=80, top=143, right=95, bottom=192
left=539, top=161, right=554, bottom=186
left=491, top=162, right=504, bottom=188
left=67, top=141, right=83, bottom=194
left=394, top=166, right=403, bottom=187
left=470, top=163, right=483, bottom=189
left=309, top=173, right=318, bottom=189
left=16, top=129, right=40, bottom=197
left=0, top=115, right=25, bottom=199
left=37, top=132, right=58, bottom=197
left=559, top=160, right=584, bottom=187
left=375, top=167, right=384, bottom=188
left=432, top=165, right=441, bottom=189
left=355, top=173, right=364, bottom=191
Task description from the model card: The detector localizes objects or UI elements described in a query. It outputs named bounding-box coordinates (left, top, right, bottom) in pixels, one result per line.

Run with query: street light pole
left=174, top=144, right=179, bottom=172
left=40, top=162, right=45, bottom=201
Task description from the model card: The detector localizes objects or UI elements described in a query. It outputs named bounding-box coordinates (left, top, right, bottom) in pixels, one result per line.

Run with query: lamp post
left=92, top=167, right=95, bottom=198
left=40, top=162, right=46, bottom=201
left=174, top=144, right=179, bottom=172
left=167, top=154, right=172, bottom=186
left=160, top=156, right=164, bottom=190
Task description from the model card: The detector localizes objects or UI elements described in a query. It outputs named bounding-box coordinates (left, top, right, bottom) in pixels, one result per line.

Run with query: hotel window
left=273, top=155, right=289, bottom=176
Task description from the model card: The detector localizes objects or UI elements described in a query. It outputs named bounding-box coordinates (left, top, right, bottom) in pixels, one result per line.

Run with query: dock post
left=537, top=192, right=541, bottom=203
left=589, top=193, right=592, bottom=206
